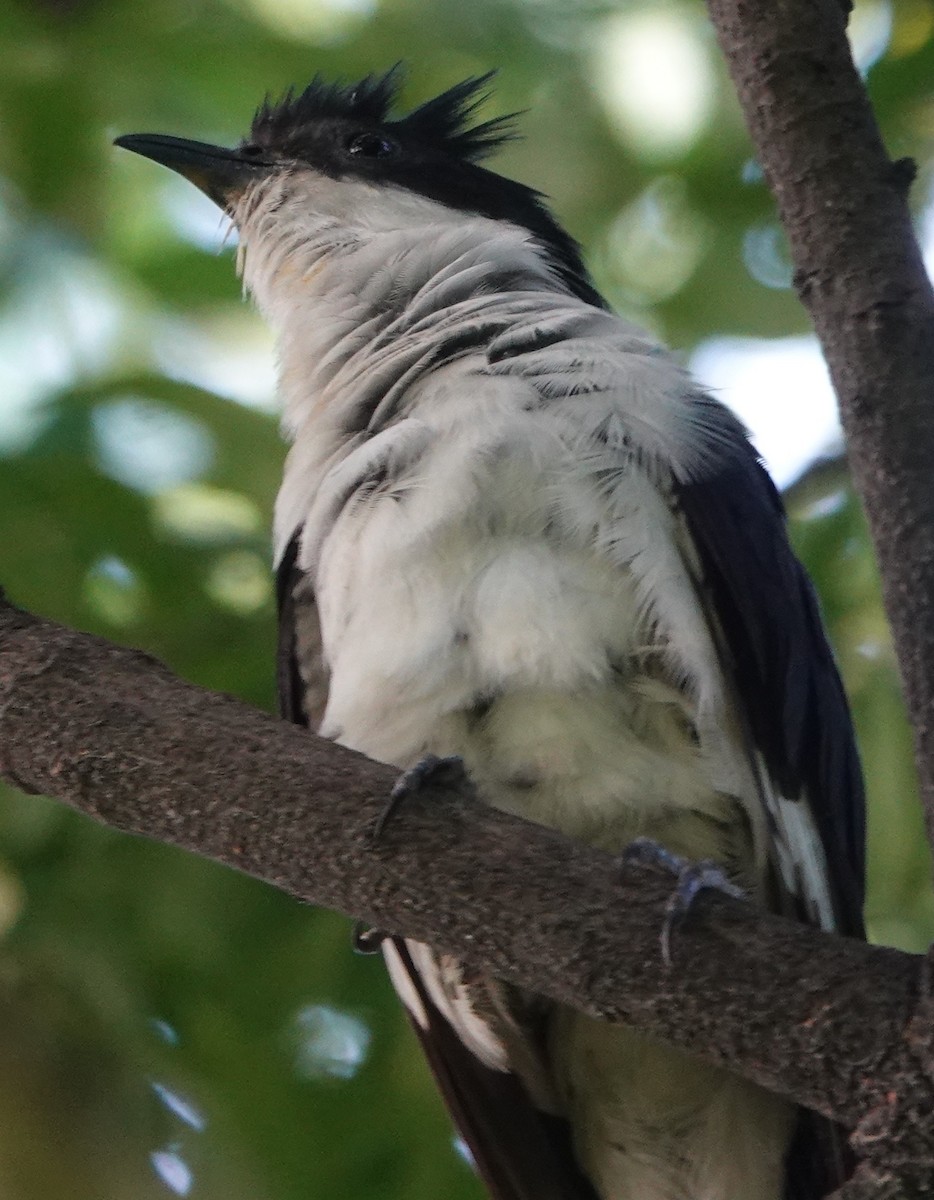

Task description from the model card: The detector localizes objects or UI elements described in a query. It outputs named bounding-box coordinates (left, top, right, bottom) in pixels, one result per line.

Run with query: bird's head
left=115, top=67, right=602, bottom=310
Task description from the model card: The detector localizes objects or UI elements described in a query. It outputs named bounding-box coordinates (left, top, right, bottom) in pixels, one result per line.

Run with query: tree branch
left=705, top=0, right=934, bottom=847
left=1, top=593, right=932, bottom=1184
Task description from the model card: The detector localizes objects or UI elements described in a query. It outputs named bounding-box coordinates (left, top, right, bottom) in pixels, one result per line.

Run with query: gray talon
left=372, top=754, right=470, bottom=843
left=622, top=837, right=745, bottom=967
left=352, top=922, right=387, bottom=954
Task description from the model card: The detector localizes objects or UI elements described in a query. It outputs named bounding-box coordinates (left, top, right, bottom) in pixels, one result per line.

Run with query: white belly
left=309, top=421, right=791, bottom=1200
left=551, top=1013, right=795, bottom=1200
left=318, top=521, right=728, bottom=845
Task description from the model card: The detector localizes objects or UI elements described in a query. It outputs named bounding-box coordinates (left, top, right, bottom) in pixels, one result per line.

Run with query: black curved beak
left=114, top=133, right=274, bottom=207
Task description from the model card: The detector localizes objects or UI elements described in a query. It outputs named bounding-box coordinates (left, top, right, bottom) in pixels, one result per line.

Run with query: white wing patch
left=760, top=767, right=837, bottom=931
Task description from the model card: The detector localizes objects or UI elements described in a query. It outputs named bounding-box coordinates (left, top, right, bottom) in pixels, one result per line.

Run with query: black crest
left=250, top=66, right=516, bottom=164
left=246, top=66, right=605, bottom=309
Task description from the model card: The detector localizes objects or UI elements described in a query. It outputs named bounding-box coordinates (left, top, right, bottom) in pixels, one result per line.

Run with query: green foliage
left=0, top=1, right=932, bottom=1196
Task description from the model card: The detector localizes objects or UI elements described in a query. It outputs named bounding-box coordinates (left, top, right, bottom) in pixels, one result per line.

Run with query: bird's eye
left=346, top=132, right=396, bottom=159
left=240, top=143, right=264, bottom=158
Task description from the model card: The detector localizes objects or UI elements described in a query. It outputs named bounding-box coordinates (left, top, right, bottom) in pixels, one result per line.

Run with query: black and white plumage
left=117, top=69, right=865, bottom=1200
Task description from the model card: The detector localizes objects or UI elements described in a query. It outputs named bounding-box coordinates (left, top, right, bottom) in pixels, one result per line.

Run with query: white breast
left=296, top=361, right=758, bottom=863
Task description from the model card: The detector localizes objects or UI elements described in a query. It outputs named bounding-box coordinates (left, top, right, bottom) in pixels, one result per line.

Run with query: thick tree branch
left=1, top=594, right=933, bottom=1185
left=706, top=0, right=934, bottom=847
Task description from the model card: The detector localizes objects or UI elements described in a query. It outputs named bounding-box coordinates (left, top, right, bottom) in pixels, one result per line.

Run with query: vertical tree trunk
left=706, top=0, right=934, bottom=851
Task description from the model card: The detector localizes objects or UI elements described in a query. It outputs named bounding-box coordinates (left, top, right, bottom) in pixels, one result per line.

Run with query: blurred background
left=0, top=0, right=932, bottom=1196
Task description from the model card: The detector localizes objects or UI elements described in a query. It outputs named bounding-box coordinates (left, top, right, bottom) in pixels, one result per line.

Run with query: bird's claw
left=621, top=837, right=745, bottom=968
left=622, top=837, right=686, bottom=875
left=352, top=921, right=387, bottom=954
left=370, top=754, right=471, bottom=844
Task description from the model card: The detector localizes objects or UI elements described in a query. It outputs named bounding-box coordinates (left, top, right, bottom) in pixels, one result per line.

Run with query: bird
left=116, top=66, right=865, bottom=1200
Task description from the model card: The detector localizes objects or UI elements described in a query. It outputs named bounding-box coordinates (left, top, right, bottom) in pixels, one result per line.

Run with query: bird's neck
left=241, top=215, right=572, bottom=441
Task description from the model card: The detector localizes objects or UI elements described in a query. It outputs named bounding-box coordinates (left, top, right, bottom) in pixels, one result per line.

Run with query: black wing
left=675, top=399, right=865, bottom=937
left=385, top=940, right=598, bottom=1200
left=675, top=399, right=865, bottom=1198
left=276, top=531, right=329, bottom=728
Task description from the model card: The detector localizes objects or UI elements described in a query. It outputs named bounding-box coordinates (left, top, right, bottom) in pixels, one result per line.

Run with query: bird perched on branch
left=116, top=67, right=865, bottom=1200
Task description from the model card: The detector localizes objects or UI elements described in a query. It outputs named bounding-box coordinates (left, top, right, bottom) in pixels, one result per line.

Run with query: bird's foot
left=370, top=754, right=471, bottom=844
left=621, top=837, right=745, bottom=968
left=361, top=756, right=472, bottom=948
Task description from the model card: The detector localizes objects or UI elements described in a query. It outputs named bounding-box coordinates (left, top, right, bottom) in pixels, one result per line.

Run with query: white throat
left=233, top=170, right=574, bottom=440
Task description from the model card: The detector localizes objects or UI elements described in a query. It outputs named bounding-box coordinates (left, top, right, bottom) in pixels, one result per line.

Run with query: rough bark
left=1, top=593, right=933, bottom=1186
left=706, top=0, right=934, bottom=848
